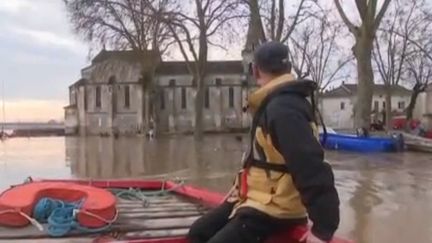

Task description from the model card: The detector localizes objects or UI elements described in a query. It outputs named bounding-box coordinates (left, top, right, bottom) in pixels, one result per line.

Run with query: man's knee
left=188, top=218, right=205, bottom=242
left=188, top=202, right=235, bottom=243
left=206, top=218, right=253, bottom=243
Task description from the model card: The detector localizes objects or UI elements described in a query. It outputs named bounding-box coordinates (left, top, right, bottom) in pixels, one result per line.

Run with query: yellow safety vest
left=232, top=74, right=319, bottom=219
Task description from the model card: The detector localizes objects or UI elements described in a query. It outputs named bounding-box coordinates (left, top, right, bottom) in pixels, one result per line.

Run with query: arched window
left=229, top=87, right=234, bottom=108
left=96, top=86, right=102, bottom=108
left=124, top=85, right=130, bottom=108
left=108, top=75, right=116, bottom=84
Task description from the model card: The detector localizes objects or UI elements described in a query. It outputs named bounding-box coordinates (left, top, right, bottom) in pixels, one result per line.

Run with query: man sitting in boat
left=188, top=42, right=340, bottom=243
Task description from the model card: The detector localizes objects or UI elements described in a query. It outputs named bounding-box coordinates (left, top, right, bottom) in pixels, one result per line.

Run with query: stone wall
left=64, top=107, right=78, bottom=135
left=155, top=73, right=253, bottom=133
left=78, top=58, right=145, bottom=135
left=69, top=57, right=255, bottom=136
left=88, top=59, right=142, bottom=84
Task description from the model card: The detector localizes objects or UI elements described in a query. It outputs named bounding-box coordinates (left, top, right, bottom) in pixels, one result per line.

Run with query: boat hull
left=320, top=133, right=401, bottom=152
left=402, top=133, right=432, bottom=153
left=0, top=179, right=353, bottom=243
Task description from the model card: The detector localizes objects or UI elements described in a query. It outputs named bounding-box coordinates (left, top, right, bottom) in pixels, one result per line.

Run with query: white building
left=65, top=50, right=256, bottom=136
left=414, top=85, right=432, bottom=129
left=320, top=83, right=412, bottom=129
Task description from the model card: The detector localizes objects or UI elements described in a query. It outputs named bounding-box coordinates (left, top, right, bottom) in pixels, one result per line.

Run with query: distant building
left=320, top=83, right=412, bottom=129
left=414, top=85, right=432, bottom=129
left=65, top=50, right=255, bottom=136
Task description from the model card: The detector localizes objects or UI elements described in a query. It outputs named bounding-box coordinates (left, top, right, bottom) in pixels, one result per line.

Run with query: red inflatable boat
left=0, top=179, right=353, bottom=243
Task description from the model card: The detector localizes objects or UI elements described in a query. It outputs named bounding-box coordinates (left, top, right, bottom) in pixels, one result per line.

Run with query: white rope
left=161, top=180, right=166, bottom=191
left=75, top=209, right=118, bottom=225
left=0, top=209, right=44, bottom=231
left=221, top=185, right=237, bottom=204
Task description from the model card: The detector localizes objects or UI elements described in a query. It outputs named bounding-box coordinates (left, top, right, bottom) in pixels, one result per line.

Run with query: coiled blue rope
left=33, top=197, right=112, bottom=237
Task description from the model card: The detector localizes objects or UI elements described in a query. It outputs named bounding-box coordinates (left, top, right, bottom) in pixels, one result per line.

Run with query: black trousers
left=188, top=202, right=307, bottom=243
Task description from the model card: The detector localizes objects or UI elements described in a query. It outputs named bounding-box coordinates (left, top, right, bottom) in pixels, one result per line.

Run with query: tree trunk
left=405, top=89, right=420, bottom=131
left=140, top=70, right=152, bottom=135
left=144, top=88, right=150, bottom=132
left=353, top=35, right=374, bottom=130
left=194, top=75, right=205, bottom=140
left=245, top=0, right=266, bottom=49
left=194, top=20, right=208, bottom=140
left=385, top=87, right=392, bottom=131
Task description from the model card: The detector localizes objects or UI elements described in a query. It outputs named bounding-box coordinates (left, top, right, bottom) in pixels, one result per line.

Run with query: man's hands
left=300, top=231, right=327, bottom=243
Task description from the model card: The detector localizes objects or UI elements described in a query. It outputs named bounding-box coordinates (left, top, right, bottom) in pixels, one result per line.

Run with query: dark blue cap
left=254, top=41, right=291, bottom=74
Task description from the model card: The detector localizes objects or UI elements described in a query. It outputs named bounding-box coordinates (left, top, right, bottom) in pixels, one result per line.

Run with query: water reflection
left=1, top=136, right=432, bottom=242
left=66, top=135, right=246, bottom=192
left=326, top=151, right=432, bottom=242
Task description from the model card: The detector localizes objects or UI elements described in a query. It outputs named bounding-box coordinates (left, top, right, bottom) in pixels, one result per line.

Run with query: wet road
left=1, top=136, right=432, bottom=243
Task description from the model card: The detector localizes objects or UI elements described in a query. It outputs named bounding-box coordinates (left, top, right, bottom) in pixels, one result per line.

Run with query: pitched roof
left=322, top=83, right=411, bottom=98
left=91, top=49, right=159, bottom=64
left=156, top=61, right=243, bottom=75
left=64, top=104, right=77, bottom=109
left=69, top=78, right=87, bottom=88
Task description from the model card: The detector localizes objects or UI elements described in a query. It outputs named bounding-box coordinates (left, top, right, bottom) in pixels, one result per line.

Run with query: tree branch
left=334, top=0, right=358, bottom=34
left=355, top=0, right=368, bottom=21
left=280, top=0, right=307, bottom=42
left=275, top=0, right=285, bottom=41
left=374, top=0, right=392, bottom=31
left=270, top=0, right=276, bottom=40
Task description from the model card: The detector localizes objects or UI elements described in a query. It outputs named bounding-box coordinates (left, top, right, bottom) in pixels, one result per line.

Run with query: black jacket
left=257, top=80, right=340, bottom=241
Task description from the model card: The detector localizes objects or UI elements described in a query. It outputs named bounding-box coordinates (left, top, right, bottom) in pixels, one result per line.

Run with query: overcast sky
left=0, top=0, right=88, bottom=122
left=0, top=0, right=369, bottom=122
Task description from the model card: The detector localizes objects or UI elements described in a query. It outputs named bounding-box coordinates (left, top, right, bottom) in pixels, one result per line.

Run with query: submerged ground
left=1, top=136, right=431, bottom=243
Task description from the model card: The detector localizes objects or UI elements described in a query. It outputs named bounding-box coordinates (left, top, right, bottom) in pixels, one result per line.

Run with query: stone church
left=65, top=49, right=256, bottom=135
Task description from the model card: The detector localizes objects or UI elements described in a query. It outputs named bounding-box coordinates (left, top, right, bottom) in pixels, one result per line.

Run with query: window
left=374, top=101, right=379, bottom=111
left=124, top=86, right=130, bottom=108
left=382, top=101, right=386, bottom=109
left=181, top=87, right=186, bottom=109
left=160, top=90, right=165, bottom=110
left=229, top=87, right=234, bottom=108
left=398, top=101, right=406, bottom=109
left=96, top=86, right=101, bottom=108
left=169, top=79, right=176, bottom=87
left=108, top=76, right=116, bottom=84
left=215, top=78, right=222, bottom=86
left=84, top=90, right=88, bottom=111
left=340, top=102, right=345, bottom=110
left=205, top=87, right=210, bottom=109
left=70, top=89, right=76, bottom=105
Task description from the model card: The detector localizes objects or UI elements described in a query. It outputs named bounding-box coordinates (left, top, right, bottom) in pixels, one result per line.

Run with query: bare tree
left=334, top=0, right=391, bottom=130
left=288, top=15, right=352, bottom=93
left=404, top=49, right=432, bottom=129
left=156, top=0, right=241, bottom=139
left=375, top=0, right=432, bottom=130
left=373, top=0, right=419, bottom=130
left=242, top=0, right=314, bottom=50
left=64, top=0, right=173, bottom=133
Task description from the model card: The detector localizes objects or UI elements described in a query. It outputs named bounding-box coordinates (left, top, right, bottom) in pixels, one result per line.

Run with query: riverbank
left=1, top=122, right=65, bottom=138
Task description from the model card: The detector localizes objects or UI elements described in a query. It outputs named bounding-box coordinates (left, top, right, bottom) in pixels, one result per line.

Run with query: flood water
left=1, top=136, right=432, bottom=243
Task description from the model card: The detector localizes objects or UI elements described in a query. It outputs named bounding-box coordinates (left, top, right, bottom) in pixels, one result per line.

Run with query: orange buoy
left=0, top=182, right=116, bottom=228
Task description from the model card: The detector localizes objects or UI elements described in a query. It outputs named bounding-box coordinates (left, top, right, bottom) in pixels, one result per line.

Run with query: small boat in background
left=320, top=133, right=403, bottom=153
left=401, top=132, right=432, bottom=153
left=0, top=179, right=354, bottom=243
left=0, top=129, right=13, bottom=141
